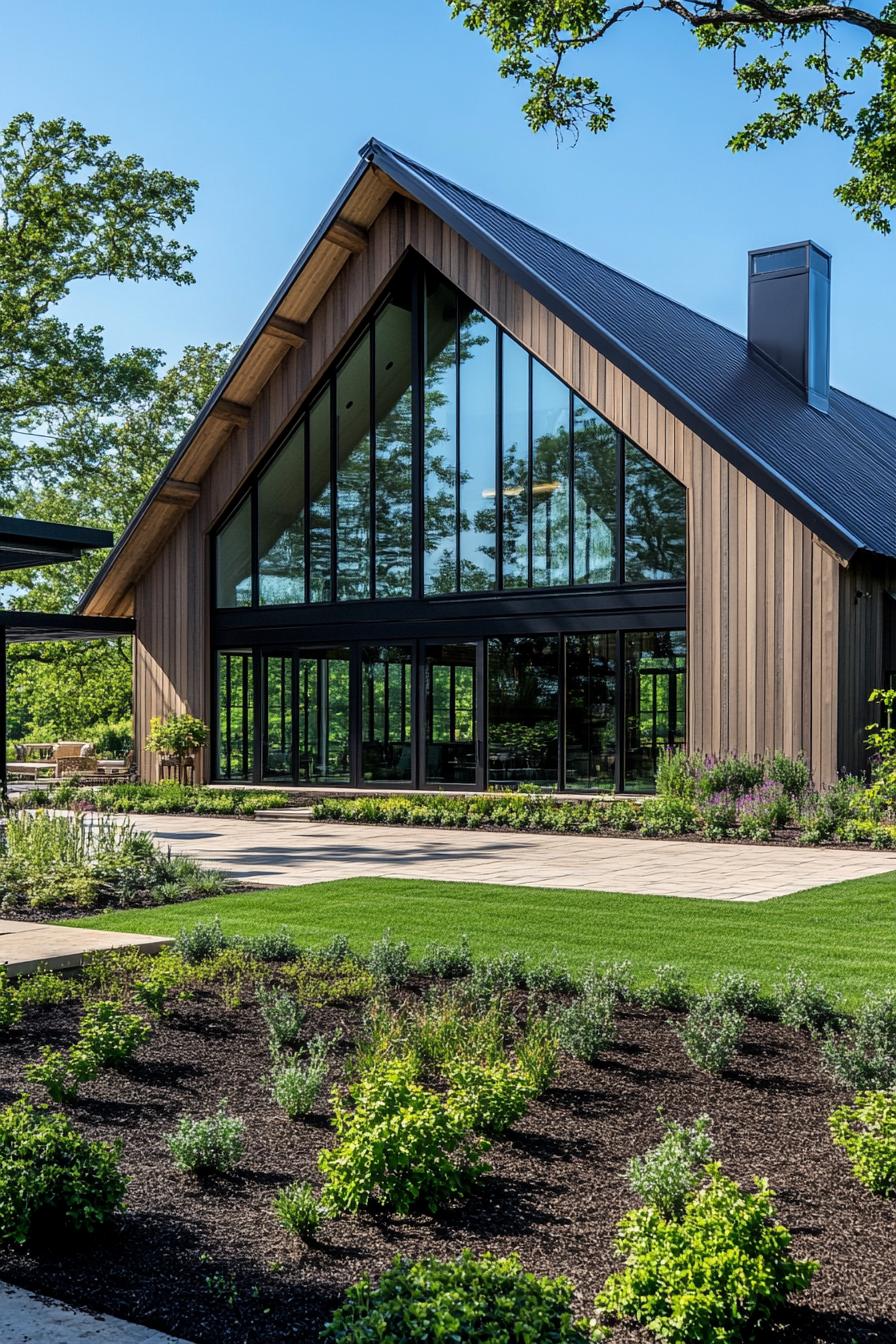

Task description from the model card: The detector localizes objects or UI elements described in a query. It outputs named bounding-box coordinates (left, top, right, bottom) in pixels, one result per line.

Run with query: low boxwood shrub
left=322, top=1250, right=590, bottom=1344
left=16, top=782, right=291, bottom=817
left=446, top=1056, right=532, bottom=1136
left=774, top=967, right=843, bottom=1034
left=596, top=1165, right=818, bottom=1344
left=553, top=987, right=616, bottom=1064
left=166, top=1100, right=246, bottom=1175
left=639, top=796, right=699, bottom=838
left=73, top=1000, right=150, bottom=1072
left=273, top=1180, right=324, bottom=1241
left=0, top=1098, right=126, bottom=1245
left=318, top=1057, right=489, bottom=1216
left=822, top=991, right=896, bottom=1089
left=175, top=915, right=230, bottom=964
left=627, top=1114, right=713, bottom=1220
left=709, top=971, right=773, bottom=1020
left=674, top=994, right=744, bottom=1075
left=639, top=964, right=694, bottom=1013
left=830, top=1091, right=896, bottom=1196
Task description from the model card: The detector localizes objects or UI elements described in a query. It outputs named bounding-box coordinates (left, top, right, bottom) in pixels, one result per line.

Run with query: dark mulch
left=0, top=987, right=893, bottom=1343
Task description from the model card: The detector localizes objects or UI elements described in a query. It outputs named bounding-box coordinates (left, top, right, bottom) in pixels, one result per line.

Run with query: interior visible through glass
left=425, top=643, right=477, bottom=785
left=564, top=633, right=616, bottom=791
left=487, top=635, right=559, bottom=788
left=361, top=644, right=413, bottom=782
left=623, top=629, right=686, bottom=790
left=263, top=654, right=293, bottom=777
left=297, top=649, right=350, bottom=784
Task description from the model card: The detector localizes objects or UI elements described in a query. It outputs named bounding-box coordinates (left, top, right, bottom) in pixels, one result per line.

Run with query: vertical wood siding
left=133, top=195, right=844, bottom=786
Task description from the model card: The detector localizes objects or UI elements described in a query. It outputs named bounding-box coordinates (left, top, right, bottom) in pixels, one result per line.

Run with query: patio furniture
left=159, top=753, right=194, bottom=784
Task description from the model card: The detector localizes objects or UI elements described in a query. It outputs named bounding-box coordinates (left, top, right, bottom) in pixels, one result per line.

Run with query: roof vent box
left=748, top=242, right=831, bottom=413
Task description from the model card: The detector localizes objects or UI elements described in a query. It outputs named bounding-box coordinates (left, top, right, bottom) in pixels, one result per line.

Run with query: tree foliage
left=0, top=111, right=233, bottom=741
left=448, top=0, right=896, bottom=232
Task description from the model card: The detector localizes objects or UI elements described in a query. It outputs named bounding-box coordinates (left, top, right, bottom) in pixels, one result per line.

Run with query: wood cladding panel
left=131, top=193, right=844, bottom=784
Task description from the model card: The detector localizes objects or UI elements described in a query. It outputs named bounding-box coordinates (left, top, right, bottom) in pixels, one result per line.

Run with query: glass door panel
left=262, top=655, right=294, bottom=779
left=487, top=636, right=559, bottom=789
left=297, top=648, right=350, bottom=785
left=623, top=630, right=686, bottom=790
left=565, top=634, right=616, bottom=791
left=361, top=644, right=413, bottom=784
left=425, top=643, right=480, bottom=787
left=216, top=651, right=253, bottom=780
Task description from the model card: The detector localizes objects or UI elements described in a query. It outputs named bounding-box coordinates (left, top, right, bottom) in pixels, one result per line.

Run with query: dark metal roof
left=362, top=139, right=896, bottom=560
left=0, top=611, right=134, bottom=643
left=0, top=516, right=113, bottom=573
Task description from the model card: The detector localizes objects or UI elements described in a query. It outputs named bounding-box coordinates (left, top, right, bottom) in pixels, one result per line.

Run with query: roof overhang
left=79, top=139, right=872, bottom=618
left=0, top=611, right=134, bottom=643
left=0, top=516, right=113, bottom=572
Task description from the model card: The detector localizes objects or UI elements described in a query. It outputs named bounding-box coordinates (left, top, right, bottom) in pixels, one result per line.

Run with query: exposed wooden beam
left=262, top=315, right=308, bottom=348
left=325, top=216, right=368, bottom=253
left=210, top=398, right=251, bottom=429
left=157, top=478, right=201, bottom=509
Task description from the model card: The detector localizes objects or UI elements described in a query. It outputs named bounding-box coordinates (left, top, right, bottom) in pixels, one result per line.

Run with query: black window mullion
left=527, top=355, right=534, bottom=590
left=329, top=385, right=338, bottom=602
left=225, top=655, right=232, bottom=780
left=567, top=388, right=575, bottom=586
left=496, top=334, right=504, bottom=591
left=411, top=265, right=424, bottom=601
left=558, top=635, right=567, bottom=792
left=616, top=432, right=625, bottom=586
left=250, top=486, right=259, bottom=608
left=454, top=311, right=461, bottom=593
left=369, top=317, right=377, bottom=599
left=615, top=629, right=625, bottom=794
left=303, top=416, right=311, bottom=605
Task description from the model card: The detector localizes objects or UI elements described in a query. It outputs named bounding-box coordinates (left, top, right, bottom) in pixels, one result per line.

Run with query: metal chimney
left=747, top=242, right=831, bottom=413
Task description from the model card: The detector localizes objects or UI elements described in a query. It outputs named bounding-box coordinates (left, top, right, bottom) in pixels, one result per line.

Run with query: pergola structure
left=0, top=517, right=135, bottom=795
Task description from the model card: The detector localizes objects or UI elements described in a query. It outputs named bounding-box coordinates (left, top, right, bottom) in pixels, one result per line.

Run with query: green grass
left=62, top=872, right=896, bottom=1003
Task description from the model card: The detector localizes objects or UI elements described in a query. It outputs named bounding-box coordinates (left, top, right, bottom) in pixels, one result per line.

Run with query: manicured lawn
left=64, top=871, right=896, bottom=1002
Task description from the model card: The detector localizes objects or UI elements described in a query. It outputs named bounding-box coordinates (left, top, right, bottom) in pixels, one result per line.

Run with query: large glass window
left=215, top=497, right=253, bottom=608
left=425, top=643, right=477, bottom=786
left=531, top=361, right=570, bottom=587
left=362, top=645, right=413, bottom=783
left=623, top=629, right=686, bottom=789
left=262, top=654, right=293, bottom=777
left=216, top=650, right=253, bottom=779
left=258, top=425, right=304, bottom=605
left=501, top=335, right=529, bottom=588
left=335, top=335, right=371, bottom=601
left=624, top=440, right=686, bottom=583
left=573, top=398, right=616, bottom=585
left=565, top=633, right=616, bottom=791
left=423, top=275, right=458, bottom=595
left=297, top=649, right=350, bottom=784
left=488, top=636, right=559, bottom=789
left=374, top=299, right=413, bottom=598
left=459, top=305, right=497, bottom=591
left=308, top=390, right=332, bottom=603
left=213, top=261, right=688, bottom=608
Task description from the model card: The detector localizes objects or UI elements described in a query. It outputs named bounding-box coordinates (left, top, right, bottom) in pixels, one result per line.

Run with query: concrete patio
left=120, top=813, right=896, bottom=902
left=0, top=920, right=172, bottom=978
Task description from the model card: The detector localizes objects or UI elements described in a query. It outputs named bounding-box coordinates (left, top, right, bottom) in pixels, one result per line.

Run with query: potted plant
left=146, top=714, right=209, bottom=785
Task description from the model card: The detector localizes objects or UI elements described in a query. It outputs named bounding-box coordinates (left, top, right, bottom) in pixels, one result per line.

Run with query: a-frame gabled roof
left=80, top=138, right=896, bottom=616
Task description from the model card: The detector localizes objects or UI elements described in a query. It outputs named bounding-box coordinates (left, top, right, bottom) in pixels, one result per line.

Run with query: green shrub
left=319, top=1057, right=488, bottom=1216
left=0, top=969, right=22, bottom=1032
left=596, top=1165, right=817, bottom=1343
left=322, top=1250, right=589, bottom=1344
left=468, top=950, right=529, bottom=999
left=553, top=988, right=616, bottom=1064
left=525, top=950, right=577, bottom=995
left=699, top=793, right=738, bottom=840
left=656, top=749, right=701, bottom=801
left=273, top=1180, right=323, bottom=1241
left=768, top=751, right=812, bottom=800
left=582, top=959, right=634, bottom=1005
left=639, top=965, right=694, bottom=1013
left=367, top=929, right=411, bottom=987
left=175, top=916, right=229, bottom=964
left=822, top=992, right=896, bottom=1089
left=238, top=926, right=300, bottom=962
left=15, top=968, right=79, bottom=1010
left=256, top=985, right=306, bottom=1056
left=516, top=1014, right=560, bottom=1094
left=627, top=1114, right=713, bottom=1219
left=73, top=1000, right=150, bottom=1072
left=639, top=796, right=699, bottom=837
left=25, top=1046, right=80, bottom=1103
left=700, top=755, right=766, bottom=800
left=0, top=1098, right=126, bottom=1245
left=271, top=1035, right=332, bottom=1120
left=446, top=1056, right=532, bottom=1136
left=418, top=935, right=473, bottom=979
left=709, top=971, right=771, bottom=1019
left=166, top=1101, right=246, bottom=1175
left=674, top=995, right=744, bottom=1075
left=774, top=967, right=842, bottom=1034
left=830, top=1091, right=896, bottom=1196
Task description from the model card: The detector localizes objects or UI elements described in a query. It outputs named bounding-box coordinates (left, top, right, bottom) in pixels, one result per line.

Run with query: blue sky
left=3, top=0, right=894, bottom=414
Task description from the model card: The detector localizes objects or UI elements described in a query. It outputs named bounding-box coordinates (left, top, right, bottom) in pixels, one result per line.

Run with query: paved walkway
left=0, top=922, right=172, bottom=978
left=0, top=1282, right=187, bottom=1343
left=125, top=813, right=896, bottom=901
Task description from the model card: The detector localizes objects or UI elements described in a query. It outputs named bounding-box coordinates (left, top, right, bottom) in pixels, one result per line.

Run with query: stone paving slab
left=0, top=1282, right=189, bottom=1342
left=0, top=923, right=173, bottom=978
left=120, top=813, right=896, bottom=901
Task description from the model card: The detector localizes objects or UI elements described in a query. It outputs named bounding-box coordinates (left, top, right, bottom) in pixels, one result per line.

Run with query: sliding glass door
left=361, top=645, right=413, bottom=785
left=424, top=642, right=482, bottom=788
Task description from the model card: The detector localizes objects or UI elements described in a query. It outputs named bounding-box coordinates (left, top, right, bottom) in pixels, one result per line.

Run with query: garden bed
left=0, top=970, right=893, bottom=1343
